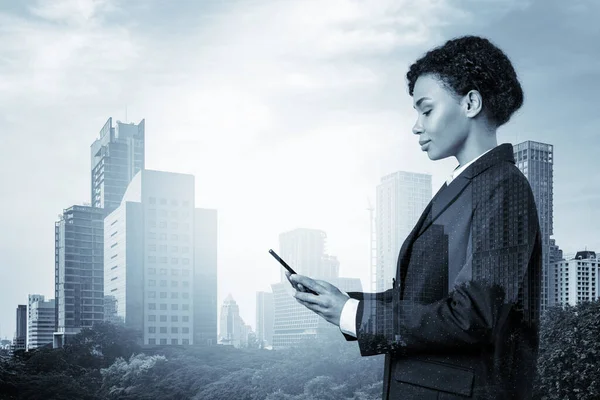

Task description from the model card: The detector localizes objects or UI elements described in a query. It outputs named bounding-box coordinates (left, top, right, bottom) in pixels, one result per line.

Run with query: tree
left=534, top=300, right=600, bottom=399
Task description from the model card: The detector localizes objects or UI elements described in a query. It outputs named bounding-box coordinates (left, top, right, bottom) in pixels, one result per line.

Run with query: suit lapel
left=415, top=175, right=472, bottom=239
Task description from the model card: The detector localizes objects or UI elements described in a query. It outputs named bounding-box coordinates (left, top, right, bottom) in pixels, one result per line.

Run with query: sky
left=1, top=0, right=599, bottom=339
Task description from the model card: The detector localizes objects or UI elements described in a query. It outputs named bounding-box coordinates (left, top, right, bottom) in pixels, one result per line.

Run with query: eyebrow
left=413, top=97, right=432, bottom=109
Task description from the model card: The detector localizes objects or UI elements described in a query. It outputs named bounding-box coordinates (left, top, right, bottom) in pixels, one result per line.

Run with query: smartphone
left=268, top=249, right=318, bottom=295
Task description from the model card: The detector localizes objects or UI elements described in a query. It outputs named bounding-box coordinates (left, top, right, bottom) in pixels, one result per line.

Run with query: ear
left=462, top=90, right=483, bottom=118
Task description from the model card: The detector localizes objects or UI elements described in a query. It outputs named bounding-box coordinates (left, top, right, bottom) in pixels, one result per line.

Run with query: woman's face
left=412, top=74, right=470, bottom=161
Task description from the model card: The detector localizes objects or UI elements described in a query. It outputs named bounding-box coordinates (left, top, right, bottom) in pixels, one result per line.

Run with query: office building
left=219, top=294, right=251, bottom=348
left=256, top=291, right=274, bottom=348
left=91, top=117, right=145, bottom=215
left=103, top=169, right=217, bottom=346
left=54, top=205, right=105, bottom=347
left=278, top=228, right=329, bottom=282
left=513, top=141, right=554, bottom=312
left=27, top=296, right=56, bottom=350
left=550, top=250, right=598, bottom=307
left=271, top=277, right=362, bottom=348
left=376, top=171, right=432, bottom=292
left=12, top=305, right=27, bottom=352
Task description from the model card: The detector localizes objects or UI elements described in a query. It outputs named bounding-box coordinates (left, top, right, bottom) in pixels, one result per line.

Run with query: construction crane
left=367, top=197, right=377, bottom=293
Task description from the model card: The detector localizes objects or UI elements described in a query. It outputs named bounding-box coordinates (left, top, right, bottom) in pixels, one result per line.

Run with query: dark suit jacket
left=344, top=143, right=542, bottom=399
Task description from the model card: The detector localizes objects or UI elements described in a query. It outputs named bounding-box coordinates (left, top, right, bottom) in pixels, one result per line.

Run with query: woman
left=289, top=35, right=542, bottom=399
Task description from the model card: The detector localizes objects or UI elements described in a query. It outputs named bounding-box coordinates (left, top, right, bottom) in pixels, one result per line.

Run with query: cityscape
left=2, top=115, right=595, bottom=354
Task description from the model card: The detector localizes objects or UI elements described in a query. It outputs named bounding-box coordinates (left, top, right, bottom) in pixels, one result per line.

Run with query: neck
left=455, top=124, right=497, bottom=166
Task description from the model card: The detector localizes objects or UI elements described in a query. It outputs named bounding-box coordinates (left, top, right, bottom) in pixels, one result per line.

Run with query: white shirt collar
left=446, top=147, right=494, bottom=185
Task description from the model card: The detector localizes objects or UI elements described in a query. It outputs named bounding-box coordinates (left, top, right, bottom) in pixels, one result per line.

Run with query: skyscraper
left=12, top=305, right=27, bottom=351
left=54, top=205, right=105, bottom=347
left=103, top=169, right=217, bottom=346
left=219, top=294, right=251, bottom=348
left=256, top=291, right=274, bottom=348
left=278, top=228, right=336, bottom=281
left=513, top=141, right=553, bottom=312
left=376, top=171, right=432, bottom=293
left=91, top=117, right=145, bottom=215
left=27, top=296, right=55, bottom=350
left=550, top=250, right=598, bottom=307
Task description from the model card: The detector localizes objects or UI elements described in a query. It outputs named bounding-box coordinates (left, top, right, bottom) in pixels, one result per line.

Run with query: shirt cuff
left=339, top=297, right=360, bottom=338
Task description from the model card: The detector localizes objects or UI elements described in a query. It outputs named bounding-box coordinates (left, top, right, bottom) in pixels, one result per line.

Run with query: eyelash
left=423, top=110, right=431, bottom=116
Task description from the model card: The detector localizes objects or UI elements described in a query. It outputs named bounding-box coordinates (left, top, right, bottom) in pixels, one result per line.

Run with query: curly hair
left=406, top=35, right=523, bottom=127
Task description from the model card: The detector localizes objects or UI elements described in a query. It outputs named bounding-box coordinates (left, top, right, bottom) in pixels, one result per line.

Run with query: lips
left=419, top=140, right=431, bottom=146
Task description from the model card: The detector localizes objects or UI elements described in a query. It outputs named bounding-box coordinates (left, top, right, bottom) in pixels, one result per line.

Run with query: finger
left=289, top=275, right=320, bottom=294
left=295, top=297, right=325, bottom=314
left=294, top=290, right=323, bottom=305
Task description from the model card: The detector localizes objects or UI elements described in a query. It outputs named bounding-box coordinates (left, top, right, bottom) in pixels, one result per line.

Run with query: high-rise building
left=550, top=250, right=598, bottom=307
left=278, top=228, right=338, bottom=281
left=256, top=291, right=274, bottom=348
left=54, top=205, right=105, bottom=348
left=91, top=117, right=145, bottom=215
left=376, top=171, right=432, bottom=293
left=219, top=294, right=251, bottom=348
left=12, top=305, right=27, bottom=351
left=27, top=296, right=56, bottom=350
left=271, top=277, right=362, bottom=348
left=103, top=169, right=217, bottom=346
left=513, top=141, right=554, bottom=312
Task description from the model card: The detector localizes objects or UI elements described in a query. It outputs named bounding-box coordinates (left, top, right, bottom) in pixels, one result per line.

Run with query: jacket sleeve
left=341, top=290, right=394, bottom=342
left=354, top=172, right=541, bottom=357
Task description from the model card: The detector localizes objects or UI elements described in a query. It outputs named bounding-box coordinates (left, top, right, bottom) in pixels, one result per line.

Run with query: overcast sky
left=1, top=0, right=599, bottom=339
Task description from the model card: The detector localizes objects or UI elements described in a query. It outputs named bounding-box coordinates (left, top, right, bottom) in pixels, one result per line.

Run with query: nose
left=412, top=119, right=423, bottom=135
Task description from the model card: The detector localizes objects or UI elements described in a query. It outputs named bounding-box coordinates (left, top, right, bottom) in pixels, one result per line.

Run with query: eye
left=423, top=110, right=431, bottom=116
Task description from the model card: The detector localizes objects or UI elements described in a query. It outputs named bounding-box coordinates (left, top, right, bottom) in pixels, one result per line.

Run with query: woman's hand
left=285, top=271, right=349, bottom=327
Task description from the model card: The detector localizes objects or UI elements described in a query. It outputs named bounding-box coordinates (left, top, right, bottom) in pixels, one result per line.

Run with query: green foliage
left=533, top=300, right=600, bottom=400
left=1, top=306, right=598, bottom=399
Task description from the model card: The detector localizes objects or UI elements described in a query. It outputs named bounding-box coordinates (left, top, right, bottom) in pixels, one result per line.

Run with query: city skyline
left=2, top=0, right=600, bottom=338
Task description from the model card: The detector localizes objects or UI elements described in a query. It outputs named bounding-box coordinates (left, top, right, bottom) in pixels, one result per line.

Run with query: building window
left=171, top=327, right=179, bottom=334
left=148, top=315, right=156, bottom=322
left=149, top=244, right=156, bottom=251
left=159, top=304, right=167, bottom=310
left=182, top=292, right=189, bottom=299
left=171, top=246, right=179, bottom=253
left=171, top=339, right=178, bottom=345
left=160, top=280, right=167, bottom=287
left=160, top=339, right=167, bottom=345
left=148, top=339, right=156, bottom=345
left=182, top=269, right=190, bottom=277
left=148, top=327, right=156, bottom=333
left=171, top=315, right=178, bottom=322
left=172, top=304, right=179, bottom=310
left=159, top=221, right=167, bottom=228
left=172, top=269, right=180, bottom=276
left=172, top=281, right=179, bottom=287
left=171, top=292, right=179, bottom=299
left=148, top=268, right=156, bottom=275
left=171, top=258, right=179, bottom=265
left=149, top=280, right=156, bottom=286
left=160, top=327, right=167, bottom=334
left=182, top=304, right=189, bottom=311
left=149, top=197, right=156, bottom=204
left=182, top=316, right=189, bottom=322
left=160, top=292, right=167, bottom=298
left=160, top=315, right=167, bottom=322
left=148, top=291, right=156, bottom=298
left=182, top=339, right=189, bottom=345
left=148, top=303, right=156, bottom=310
left=159, top=233, right=167, bottom=240
left=160, top=269, right=167, bottom=275
left=182, top=281, right=190, bottom=288
left=159, top=245, right=167, bottom=252
left=182, top=327, right=189, bottom=334
left=159, top=257, right=168, bottom=264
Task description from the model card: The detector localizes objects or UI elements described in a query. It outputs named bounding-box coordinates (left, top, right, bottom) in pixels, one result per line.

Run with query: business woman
left=289, top=35, right=542, bottom=399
